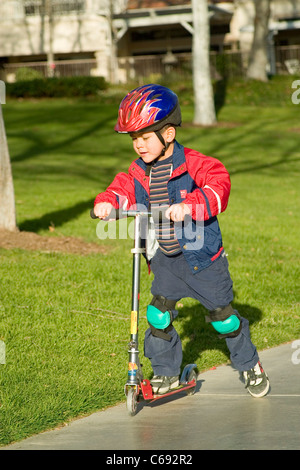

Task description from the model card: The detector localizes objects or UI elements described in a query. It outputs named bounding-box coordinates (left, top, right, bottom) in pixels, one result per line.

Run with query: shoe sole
left=247, top=379, right=270, bottom=398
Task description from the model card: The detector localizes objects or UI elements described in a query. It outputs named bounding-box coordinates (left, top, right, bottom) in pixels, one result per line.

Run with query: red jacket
left=95, top=141, right=231, bottom=272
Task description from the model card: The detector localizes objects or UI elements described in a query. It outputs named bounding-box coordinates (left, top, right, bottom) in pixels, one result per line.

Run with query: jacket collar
left=170, top=141, right=187, bottom=178
left=172, top=140, right=186, bottom=169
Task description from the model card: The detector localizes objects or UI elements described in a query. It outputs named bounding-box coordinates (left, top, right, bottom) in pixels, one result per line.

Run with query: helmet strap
left=155, top=131, right=171, bottom=157
left=145, top=130, right=172, bottom=176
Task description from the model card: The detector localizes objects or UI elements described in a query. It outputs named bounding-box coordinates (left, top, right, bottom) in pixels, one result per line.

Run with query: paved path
left=3, top=341, right=300, bottom=450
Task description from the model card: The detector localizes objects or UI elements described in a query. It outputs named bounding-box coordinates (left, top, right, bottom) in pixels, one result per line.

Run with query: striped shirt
left=149, top=156, right=181, bottom=256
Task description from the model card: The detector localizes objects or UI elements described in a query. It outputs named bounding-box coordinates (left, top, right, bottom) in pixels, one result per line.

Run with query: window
left=24, top=0, right=42, bottom=16
left=52, top=0, right=85, bottom=15
left=24, top=0, right=85, bottom=16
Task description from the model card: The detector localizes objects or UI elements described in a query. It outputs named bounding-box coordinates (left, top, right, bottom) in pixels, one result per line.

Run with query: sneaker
left=243, top=361, right=270, bottom=398
left=151, top=375, right=180, bottom=395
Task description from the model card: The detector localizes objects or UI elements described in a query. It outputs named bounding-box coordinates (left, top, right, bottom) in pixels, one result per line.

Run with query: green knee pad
left=211, top=314, right=241, bottom=335
left=147, top=304, right=171, bottom=330
left=206, top=305, right=242, bottom=338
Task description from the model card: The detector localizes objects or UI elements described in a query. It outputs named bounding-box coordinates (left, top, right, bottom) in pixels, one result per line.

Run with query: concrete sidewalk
left=3, top=341, right=300, bottom=450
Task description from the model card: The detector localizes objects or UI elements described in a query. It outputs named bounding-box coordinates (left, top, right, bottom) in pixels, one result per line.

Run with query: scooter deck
left=139, top=378, right=196, bottom=402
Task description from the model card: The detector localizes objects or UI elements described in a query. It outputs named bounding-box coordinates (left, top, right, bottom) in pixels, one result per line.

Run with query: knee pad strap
left=147, top=296, right=177, bottom=341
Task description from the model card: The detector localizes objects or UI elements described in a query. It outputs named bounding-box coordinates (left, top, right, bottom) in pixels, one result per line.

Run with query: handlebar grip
left=90, top=208, right=122, bottom=220
left=90, top=208, right=98, bottom=219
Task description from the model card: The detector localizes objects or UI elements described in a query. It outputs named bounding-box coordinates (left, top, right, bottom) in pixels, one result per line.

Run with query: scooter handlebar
left=90, top=208, right=152, bottom=220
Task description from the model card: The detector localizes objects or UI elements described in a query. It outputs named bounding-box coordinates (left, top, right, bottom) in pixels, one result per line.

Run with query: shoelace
left=245, top=368, right=264, bottom=387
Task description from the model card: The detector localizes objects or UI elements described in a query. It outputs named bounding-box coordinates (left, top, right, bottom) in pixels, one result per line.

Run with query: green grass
left=0, top=77, right=300, bottom=445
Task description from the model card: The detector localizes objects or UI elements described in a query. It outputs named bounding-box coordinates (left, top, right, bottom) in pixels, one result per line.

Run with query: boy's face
left=130, top=127, right=175, bottom=163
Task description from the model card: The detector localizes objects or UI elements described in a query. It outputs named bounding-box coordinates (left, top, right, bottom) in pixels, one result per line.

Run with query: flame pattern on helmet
left=115, top=86, right=161, bottom=133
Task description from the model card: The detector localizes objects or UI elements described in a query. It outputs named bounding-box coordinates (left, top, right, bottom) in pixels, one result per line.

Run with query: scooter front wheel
left=126, top=387, right=138, bottom=416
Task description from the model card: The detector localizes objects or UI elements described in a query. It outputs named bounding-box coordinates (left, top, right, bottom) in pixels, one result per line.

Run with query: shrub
left=15, top=67, right=44, bottom=81
left=6, top=76, right=108, bottom=98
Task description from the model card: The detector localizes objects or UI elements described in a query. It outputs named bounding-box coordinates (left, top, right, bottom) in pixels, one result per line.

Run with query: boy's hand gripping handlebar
left=90, top=208, right=152, bottom=220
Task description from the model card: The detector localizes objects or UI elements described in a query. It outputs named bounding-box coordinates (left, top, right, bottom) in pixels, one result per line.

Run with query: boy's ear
left=165, top=126, right=176, bottom=143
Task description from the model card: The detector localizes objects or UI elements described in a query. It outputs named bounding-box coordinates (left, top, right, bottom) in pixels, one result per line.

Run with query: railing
left=2, top=59, right=98, bottom=82
left=275, top=45, right=300, bottom=74
left=110, top=51, right=246, bottom=83
left=2, top=45, right=299, bottom=83
left=118, top=47, right=300, bottom=82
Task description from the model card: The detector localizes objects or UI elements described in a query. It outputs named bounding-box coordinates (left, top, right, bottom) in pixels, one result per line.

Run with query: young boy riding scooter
left=93, top=84, right=270, bottom=398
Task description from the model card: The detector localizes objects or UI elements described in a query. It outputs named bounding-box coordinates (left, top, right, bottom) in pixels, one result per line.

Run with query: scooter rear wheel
left=126, top=387, right=138, bottom=416
left=186, top=369, right=197, bottom=396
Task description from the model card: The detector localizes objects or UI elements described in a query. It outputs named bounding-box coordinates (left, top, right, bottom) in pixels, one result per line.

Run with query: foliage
left=6, top=76, right=108, bottom=98
left=15, top=67, right=44, bottom=81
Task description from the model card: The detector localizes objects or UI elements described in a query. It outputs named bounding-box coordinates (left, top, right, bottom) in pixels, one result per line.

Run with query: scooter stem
left=127, top=214, right=146, bottom=386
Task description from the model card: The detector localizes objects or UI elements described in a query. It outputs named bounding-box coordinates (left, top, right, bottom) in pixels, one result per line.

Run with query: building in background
left=0, top=0, right=299, bottom=83
left=0, top=0, right=123, bottom=81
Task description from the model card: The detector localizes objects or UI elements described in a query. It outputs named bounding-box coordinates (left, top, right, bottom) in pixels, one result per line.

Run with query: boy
left=94, top=84, right=269, bottom=398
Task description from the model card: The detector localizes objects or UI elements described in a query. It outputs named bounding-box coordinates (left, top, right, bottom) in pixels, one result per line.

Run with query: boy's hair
left=159, top=123, right=177, bottom=133
left=129, top=123, right=176, bottom=137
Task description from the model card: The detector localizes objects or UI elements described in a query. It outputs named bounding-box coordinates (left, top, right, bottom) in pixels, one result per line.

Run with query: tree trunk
left=192, top=0, right=216, bottom=126
left=0, top=104, right=17, bottom=231
left=247, top=0, right=271, bottom=82
left=45, top=0, right=55, bottom=77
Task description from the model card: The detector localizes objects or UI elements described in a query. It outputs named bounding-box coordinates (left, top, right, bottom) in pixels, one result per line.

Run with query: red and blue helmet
left=114, top=84, right=181, bottom=134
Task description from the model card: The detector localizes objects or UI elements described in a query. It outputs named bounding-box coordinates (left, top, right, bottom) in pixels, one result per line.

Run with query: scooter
left=91, top=208, right=197, bottom=416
